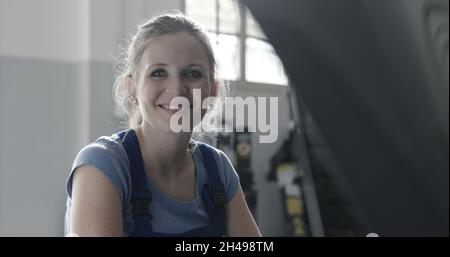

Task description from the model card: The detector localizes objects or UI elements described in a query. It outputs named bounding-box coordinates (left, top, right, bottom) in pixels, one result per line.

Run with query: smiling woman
left=113, top=12, right=218, bottom=129
left=65, top=11, right=261, bottom=237
left=125, top=31, right=215, bottom=133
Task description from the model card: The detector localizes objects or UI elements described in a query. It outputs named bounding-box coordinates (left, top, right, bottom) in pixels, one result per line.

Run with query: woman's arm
left=70, top=165, right=123, bottom=236
left=227, top=184, right=262, bottom=236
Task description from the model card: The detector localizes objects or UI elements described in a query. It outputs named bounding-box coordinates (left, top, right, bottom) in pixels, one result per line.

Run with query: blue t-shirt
left=65, top=133, right=239, bottom=236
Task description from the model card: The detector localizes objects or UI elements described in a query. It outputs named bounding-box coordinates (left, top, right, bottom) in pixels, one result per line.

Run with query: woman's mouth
left=158, top=104, right=181, bottom=114
left=158, top=103, right=194, bottom=115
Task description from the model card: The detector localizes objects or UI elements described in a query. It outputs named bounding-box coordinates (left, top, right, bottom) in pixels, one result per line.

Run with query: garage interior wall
left=0, top=0, right=290, bottom=236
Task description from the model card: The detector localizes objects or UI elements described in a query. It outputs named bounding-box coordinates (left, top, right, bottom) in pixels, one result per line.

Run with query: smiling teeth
left=160, top=104, right=181, bottom=111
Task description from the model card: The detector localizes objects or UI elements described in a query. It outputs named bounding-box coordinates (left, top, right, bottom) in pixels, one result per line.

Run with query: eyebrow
left=185, top=64, right=206, bottom=69
left=146, top=63, right=168, bottom=70
left=146, top=63, right=206, bottom=72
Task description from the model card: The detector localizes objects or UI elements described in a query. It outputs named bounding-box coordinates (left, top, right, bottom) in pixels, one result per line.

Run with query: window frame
left=183, top=0, right=289, bottom=88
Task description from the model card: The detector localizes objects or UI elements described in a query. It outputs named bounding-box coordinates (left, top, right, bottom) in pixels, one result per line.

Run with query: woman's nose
left=165, top=77, right=189, bottom=96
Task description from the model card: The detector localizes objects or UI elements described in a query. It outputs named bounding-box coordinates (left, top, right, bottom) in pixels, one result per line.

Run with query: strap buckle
left=209, top=184, right=225, bottom=208
left=131, top=191, right=152, bottom=217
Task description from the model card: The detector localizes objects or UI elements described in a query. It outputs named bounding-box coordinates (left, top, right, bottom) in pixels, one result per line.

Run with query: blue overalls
left=116, top=129, right=227, bottom=237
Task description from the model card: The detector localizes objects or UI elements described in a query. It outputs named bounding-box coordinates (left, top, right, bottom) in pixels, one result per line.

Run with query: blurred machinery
left=267, top=131, right=312, bottom=237
left=215, top=127, right=258, bottom=218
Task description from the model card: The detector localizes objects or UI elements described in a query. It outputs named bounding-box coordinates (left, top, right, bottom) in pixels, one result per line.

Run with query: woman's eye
left=185, top=70, right=202, bottom=79
left=151, top=69, right=167, bottom=77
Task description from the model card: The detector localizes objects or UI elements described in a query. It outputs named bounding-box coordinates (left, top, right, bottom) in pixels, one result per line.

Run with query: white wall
left=0, top=0, right=90, bottom=62
left=0, top=0, right=183, bottom=63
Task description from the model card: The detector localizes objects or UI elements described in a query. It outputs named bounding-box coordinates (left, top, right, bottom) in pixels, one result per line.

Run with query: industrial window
left=185, top=0, right=289, bottom=85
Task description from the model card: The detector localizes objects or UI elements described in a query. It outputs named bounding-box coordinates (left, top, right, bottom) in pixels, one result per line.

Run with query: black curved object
left=243, top=0, right=449, bottom=236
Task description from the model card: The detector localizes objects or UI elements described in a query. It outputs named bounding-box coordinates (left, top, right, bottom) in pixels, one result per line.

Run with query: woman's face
left=131, top=32, right=215, bottom=132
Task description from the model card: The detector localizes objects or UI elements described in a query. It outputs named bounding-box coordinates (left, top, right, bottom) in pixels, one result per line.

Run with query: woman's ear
left=211, top=80, right=219, bottom=97
left=125, top=74, right=139, bottom=105
left=124, top=74, right=135, bottom=96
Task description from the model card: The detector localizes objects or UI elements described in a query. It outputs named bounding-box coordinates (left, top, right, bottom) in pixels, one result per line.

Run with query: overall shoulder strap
left=197, top=143, right=226, bottom=230
left=117, top=129, right=154, bottom=235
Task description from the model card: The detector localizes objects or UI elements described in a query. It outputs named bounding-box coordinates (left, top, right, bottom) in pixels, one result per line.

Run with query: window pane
left=246, top=8, right=267, bottom=39
left=207, top=32, right=240, bottom=80
left=186, top=0, right=217, bottom=31
left=218, top=0, right=240, bottom=34
left=245, top=38, right=288, bottom=85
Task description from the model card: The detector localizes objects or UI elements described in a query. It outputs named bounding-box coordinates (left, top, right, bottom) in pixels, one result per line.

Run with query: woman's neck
left=134, top=123, right=192, bottom=181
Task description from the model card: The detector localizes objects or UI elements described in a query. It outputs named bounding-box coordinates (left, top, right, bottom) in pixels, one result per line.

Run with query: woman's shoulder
left=72, top=131, right=131, bottom=181
left=76, top=132, right=128, bottom=163
left=190, top=140, right=223, bottom=157
left=67, top=131, right=132, bottom=203
left=191, top=140, right=235, bottom=169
